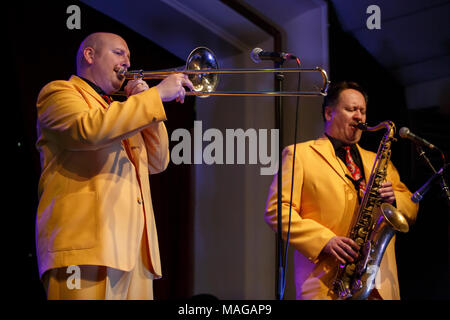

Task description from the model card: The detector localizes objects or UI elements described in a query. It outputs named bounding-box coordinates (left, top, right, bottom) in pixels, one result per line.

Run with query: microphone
left=411, top=166, right=445, bottom=203
left=250, top=47, right=297, bottom=64
left=399, top=127, right=436, bottom=150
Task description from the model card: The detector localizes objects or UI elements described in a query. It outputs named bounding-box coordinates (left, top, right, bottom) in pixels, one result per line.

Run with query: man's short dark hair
left=322, top=81, right=368, bottom=122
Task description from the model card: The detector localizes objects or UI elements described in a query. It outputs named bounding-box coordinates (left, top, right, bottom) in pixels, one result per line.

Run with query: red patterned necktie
left=101, top=94, right=112, bottom=105
left=343, top=146, right=365, bottom=192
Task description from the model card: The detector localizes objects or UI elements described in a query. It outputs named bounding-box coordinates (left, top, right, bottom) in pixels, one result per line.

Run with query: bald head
left=76, top=32, right=126, bottom=74
left=75, top=32, right=130, bottom=94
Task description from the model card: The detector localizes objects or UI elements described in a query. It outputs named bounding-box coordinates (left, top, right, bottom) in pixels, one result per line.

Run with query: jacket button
left=137, top=197, right=142, bottom=204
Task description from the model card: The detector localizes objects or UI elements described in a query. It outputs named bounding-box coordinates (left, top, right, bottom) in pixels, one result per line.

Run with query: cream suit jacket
left=35, top=75, right=169, bottom=279
left=265, top=137, right=418, bottom=300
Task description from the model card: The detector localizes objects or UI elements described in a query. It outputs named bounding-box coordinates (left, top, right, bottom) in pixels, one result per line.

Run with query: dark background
left=8, top=1, right=449, bottom=301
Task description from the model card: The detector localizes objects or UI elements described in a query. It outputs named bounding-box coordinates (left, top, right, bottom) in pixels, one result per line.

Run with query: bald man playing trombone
left=35, top=32, right=194, bottom=299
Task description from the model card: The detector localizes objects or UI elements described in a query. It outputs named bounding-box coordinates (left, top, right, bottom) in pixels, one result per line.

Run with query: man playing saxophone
left=265, top=81, right=418, bottom=300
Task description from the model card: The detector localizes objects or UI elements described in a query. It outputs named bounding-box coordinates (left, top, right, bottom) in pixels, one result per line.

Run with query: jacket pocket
left=47, top=192, right=97, bottom=252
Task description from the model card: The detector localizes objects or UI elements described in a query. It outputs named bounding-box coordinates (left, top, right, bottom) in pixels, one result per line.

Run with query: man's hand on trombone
left=125, top=73, right=194, bottom=104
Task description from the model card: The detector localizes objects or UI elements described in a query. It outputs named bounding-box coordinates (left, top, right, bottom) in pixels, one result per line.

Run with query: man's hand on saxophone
left=321, top=180, right=396, bottom=266
left=321, top=236, right=361, bottom=265
left=378, top=181, right=396, bottom=204
left=321, top=182, right=397, bottom=265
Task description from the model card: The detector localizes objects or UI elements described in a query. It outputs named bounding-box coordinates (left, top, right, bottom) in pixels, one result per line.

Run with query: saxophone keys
left=352, top=279, right=363, bottom=292
left=356, top=238, right=365, bottom=247
left=345, top=264, right=356, bottom=276
left=358, top=228, right=367, bottom=238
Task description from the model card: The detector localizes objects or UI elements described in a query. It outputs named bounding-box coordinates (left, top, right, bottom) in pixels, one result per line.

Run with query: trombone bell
left=185, top=47, right=219, bottom=98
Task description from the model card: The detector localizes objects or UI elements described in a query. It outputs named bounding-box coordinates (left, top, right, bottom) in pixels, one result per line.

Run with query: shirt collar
left=325, top=133, right=356, bottom=152
left=79, top=76, right=107, bottom=97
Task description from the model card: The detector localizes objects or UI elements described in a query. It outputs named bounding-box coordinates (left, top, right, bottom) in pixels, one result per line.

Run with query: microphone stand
left=416, top=145, right=436, bottom=173
left=415, top=146, right=450, bottom=206
left=275, top=60, right=285, bottom=300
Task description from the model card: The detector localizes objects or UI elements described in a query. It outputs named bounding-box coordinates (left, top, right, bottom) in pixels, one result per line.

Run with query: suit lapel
left=310, top=137, right=353, bottom=188
left=69, top=75, right=110, bottom=110
left=69, top=75, right=137, bottom=167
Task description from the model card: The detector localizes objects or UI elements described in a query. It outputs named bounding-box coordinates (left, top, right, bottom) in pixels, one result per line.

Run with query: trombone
left=115, top=47, right=329, bottom=97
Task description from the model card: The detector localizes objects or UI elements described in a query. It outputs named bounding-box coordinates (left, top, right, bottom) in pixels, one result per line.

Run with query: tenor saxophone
left=332, top=120, right=410, bottom=300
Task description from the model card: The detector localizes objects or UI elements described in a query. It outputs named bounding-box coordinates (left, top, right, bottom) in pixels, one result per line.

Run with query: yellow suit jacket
left=265, top=136, right=418, bottom=299
left=35, top=75, right=169, bottom=279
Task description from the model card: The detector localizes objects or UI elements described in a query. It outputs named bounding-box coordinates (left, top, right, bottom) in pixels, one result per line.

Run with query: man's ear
left=83, top=47, right=95, bottom=65
left=324, top=105, right=333, bottom=122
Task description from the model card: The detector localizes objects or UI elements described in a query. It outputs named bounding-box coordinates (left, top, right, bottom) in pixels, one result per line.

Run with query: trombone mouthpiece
left=115, top=67, right=127, bottom=78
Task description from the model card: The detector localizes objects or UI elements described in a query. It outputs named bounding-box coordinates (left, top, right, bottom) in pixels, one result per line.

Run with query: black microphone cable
left=280, top=56, right=302, bottom=299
